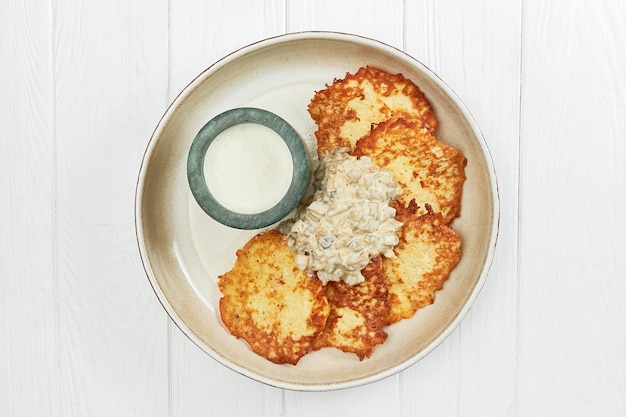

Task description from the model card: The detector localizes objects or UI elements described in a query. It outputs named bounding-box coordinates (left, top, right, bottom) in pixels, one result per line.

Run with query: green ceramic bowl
left=187, top=107, right=309, bottom=229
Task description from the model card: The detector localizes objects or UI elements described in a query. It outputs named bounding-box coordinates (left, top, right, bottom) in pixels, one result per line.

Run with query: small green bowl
left=187, top=107, right=309, bottom=230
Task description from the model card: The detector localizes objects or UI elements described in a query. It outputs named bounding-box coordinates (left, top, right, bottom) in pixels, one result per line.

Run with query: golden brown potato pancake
left=312, top=257, right=390, bottom=360
left=383, top=204, right=461, bottom=324
left=353, top=118, right=466, bottom=224
left=218, top=230, right=330, bottom=365
left=308, top=66, right=438, bottom=156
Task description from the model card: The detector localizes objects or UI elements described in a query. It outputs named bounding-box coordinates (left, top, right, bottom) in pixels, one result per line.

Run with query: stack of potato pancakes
left=218, top=66, right=466, bottom=365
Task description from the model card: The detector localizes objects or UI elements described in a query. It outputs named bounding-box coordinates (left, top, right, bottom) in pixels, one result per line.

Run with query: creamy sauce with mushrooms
left=286, top=149, right=403, bottom=285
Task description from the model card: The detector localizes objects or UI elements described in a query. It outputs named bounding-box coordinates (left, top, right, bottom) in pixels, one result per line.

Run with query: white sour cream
left=204, top=123, right=293, bottom=214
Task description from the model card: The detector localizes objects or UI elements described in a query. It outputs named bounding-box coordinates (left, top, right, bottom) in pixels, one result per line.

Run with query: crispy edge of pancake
left=218, top=230, right=330, bottom=365
left=311, top=256, right=390, bottom=360
left=308, top=66, right=438, bottom=156
left=353, top=118, right=467, bottom=224
left=382, top=203, right=461, bottom=325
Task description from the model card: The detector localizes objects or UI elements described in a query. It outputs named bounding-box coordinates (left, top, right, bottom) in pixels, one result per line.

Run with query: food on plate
left=308, top=66, right=438, bottom=156
left=382, top=202, right=461, bottom=324
left=287, top=149, right=403, bottom=286
left=218, top=230, right=330, bottom=365
left=353, top=118, right=466, bottom=224
left=216, top=66, right=465, bottom=363
left=312, top=256, right=390, bottom=360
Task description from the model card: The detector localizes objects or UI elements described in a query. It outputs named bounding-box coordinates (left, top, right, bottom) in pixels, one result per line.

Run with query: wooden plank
left=518, top=1, right=626, bottom=414
left=52, top=0, right=170, bottom=414
left=402, top=1, right=522, bottom=415
left=166, top=1, right=287, bottom=414
left=0, top=1, right=57, bottom=415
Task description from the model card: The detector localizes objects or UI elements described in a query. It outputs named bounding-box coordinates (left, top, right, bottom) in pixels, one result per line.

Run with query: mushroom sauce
left=286, top=149, right=403, bottom=285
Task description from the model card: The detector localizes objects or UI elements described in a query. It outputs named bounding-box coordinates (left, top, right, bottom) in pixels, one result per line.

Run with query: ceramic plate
left=135, top=31, right=499, bottom=391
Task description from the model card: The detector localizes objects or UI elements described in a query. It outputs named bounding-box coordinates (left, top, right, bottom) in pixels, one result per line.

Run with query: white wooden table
left=2, top=0, right=625, bottom=415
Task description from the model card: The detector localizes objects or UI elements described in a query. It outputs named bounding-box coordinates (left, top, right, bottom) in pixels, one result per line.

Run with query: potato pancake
left=383, top=204, right=461, bottom=324
left=218, top=230, right=330, bottom=365
left=308, top=66, right=438, bottom=156
left=353, top=118, right=466, bottom=224
left=312, top=257, right=390, bottom=360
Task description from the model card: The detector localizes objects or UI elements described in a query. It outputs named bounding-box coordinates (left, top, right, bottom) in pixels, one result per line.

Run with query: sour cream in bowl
left=187, top=107, right=310, bottom=230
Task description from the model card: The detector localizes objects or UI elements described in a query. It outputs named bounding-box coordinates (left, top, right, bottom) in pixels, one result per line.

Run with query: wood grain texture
left=0, top=1, right=57, bottom=415
left=286, top=0, right=403, bottom=48
left=519, top=1, right=626, bottom=414
left=52, top=0, right=170, bottom=415
left=168, top=0, right=286, bottom=98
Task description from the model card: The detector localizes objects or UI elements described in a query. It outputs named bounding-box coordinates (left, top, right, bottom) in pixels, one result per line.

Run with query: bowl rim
left=186, top=107, right=310, bottom=230
left=135, top=30, right=500, bottom=391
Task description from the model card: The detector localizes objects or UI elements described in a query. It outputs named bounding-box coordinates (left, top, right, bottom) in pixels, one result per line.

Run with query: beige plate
left=135, top=31, right=500, bottom=391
